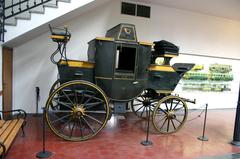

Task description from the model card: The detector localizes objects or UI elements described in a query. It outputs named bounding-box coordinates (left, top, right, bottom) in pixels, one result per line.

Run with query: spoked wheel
left=49, top=79, right=61, bottom=95
left=131, top=89, right=158, bottom=119
left=152, top=96, right=188, bottom=134
left=45, top=80, right=110, bottom=141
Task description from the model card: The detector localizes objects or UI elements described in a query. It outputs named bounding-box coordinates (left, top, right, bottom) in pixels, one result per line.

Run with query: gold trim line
left=59, top=60, right=95, bottom=69
left=139, top=41, right=153, bottom=46
left=164, top=54, right=178, bottom=58
left=96, top=37, right=114, bottom=41
left=49, top=35, right=66, bottom=39
left=148, top=65, right=175, bottom=72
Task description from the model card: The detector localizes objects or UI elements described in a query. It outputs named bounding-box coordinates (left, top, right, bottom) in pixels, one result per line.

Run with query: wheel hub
left=73, top=105, right=85, bottom=118
left=143, top=99, right=151, bottom=106
left=167, top=111, right=176, bottom=119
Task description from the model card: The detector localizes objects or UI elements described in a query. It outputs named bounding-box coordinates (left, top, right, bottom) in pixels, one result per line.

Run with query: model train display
left=45, top=23, right=195, bottom=141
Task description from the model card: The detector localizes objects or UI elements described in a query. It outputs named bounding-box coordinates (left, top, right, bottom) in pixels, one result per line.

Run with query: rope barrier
left=187, top=103, right=208, bottom=122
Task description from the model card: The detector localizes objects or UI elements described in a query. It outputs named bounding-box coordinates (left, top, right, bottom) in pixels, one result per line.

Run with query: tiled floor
left=5, top=109, right=240, bottom=159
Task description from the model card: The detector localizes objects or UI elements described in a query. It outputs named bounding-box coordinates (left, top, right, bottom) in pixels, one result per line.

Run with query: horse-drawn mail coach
left=45, top=23, right=195, bottom=141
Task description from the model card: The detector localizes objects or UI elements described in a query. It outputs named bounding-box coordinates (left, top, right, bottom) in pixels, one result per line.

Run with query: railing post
left=19, top=0, right=22, bottom=11
left=0, top=0, right=5, bottom=42
left=27, top=0, right=29, bottom=8
left=3, top=0, right=4, bottom=42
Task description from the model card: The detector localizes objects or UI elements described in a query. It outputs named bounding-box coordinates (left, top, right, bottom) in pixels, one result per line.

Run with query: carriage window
left=115, top=46, right=136, bottom=73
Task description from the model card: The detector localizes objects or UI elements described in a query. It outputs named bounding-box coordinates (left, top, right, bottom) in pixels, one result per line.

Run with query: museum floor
left=5, top=109, right=240, bottom=159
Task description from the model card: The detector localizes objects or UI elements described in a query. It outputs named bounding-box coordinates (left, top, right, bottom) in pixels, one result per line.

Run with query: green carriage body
left=57, top=23, right=194, bottom=101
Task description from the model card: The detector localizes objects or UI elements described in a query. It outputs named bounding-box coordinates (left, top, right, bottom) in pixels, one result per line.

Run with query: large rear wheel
left=45, top=80, right=110, bottom=141
left=49, top=79, right=60, bottom=95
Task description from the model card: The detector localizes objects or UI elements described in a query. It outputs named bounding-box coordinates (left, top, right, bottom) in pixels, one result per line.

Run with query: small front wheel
left=152, top=96, right=188, bottom=134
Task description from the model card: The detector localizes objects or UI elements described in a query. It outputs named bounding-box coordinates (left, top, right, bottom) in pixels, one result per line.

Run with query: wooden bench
left=0, top=109, right=26, bottom=159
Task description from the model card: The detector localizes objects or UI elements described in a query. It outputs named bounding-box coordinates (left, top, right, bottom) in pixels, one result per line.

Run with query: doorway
left=2, top=47, right=13, bottom=112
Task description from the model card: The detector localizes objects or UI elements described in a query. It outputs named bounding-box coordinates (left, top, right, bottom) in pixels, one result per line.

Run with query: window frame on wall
left=121, top=2, right=151, bottom=18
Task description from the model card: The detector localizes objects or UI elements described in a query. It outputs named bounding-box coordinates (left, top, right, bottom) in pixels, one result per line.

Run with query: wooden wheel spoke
left=78, top=118, right=84, bottom=138
left=172, top=100, right=181, bottom=110
left=53, top=93, right=74, bottom=100
left=85, top=114, right=103, bottom=125
left=167, top=119, right=170, bottom=132
left=133, top=103, right=143, bottom=106
left=149, top=106, right=154, bottom=112
left=174, top=118, right=183, bottom=124
left=164, top=102, right=169, bottom=111
left=85, top=101, right=104, bottom=110
left=84, top=93, right=96, bottom=104
left=51, top=114, right=72, bottom=124
left=160, top=118, right=168, bottom=130
left=80, top=88, right=87, bottom=104
left=140, top=107, right=146, bottom=117
left=174, top=106, right=184, bottom=111
left=82, top=117, right=95, bottom=134
left=135, top=106, right=144, bottom=113
left=70, top=121, right=76, bottom=138
left=171, top=119, right=176, bottom=130
left=170, top=99, right=173, bottom=110
left=136, top=98, right=143, bottom=102
left=84, top=94, right=103, bottom=102
left=52, top=99, right=72, bottom=110
left=157, top=107, right=167, bottom=114
left=140, top=96, right=145, bottom=101
left=58, top=118, right=72, bottom=133
left=156, top=116, right=166, bottom=125
left=85, top=111, right=106, bottom=114
left=49, top=110, right=72, bottom=113
left=74, top=89, right=79, bottom=104
left=61, top=90, right=74, bottom=106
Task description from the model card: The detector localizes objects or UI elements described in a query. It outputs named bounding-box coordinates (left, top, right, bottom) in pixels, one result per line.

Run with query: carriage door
left=115, top=44, right=137, bottom=79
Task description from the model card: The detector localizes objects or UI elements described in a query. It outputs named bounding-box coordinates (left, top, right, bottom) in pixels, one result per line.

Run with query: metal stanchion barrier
left=197, top=103, right=208, bottom=141
left=141, top=105, right=153, bottom=146
left=34, top=87, right=41, bottom=117
left=36, top=108, right=52, bottom=158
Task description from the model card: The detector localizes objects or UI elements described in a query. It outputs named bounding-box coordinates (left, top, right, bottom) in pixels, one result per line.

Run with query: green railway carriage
left=209, top=64, right=232, bottom=73
left=45, top=24, right=195, bottom=141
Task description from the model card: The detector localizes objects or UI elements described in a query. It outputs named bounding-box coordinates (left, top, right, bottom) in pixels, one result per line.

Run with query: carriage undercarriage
left=45, top=24, right=195, bottom=141
left=46, top=79, right=194, bottom=141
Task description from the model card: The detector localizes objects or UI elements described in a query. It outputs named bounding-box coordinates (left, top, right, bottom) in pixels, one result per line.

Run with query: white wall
left=13, top=0, right=240, bottom=113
